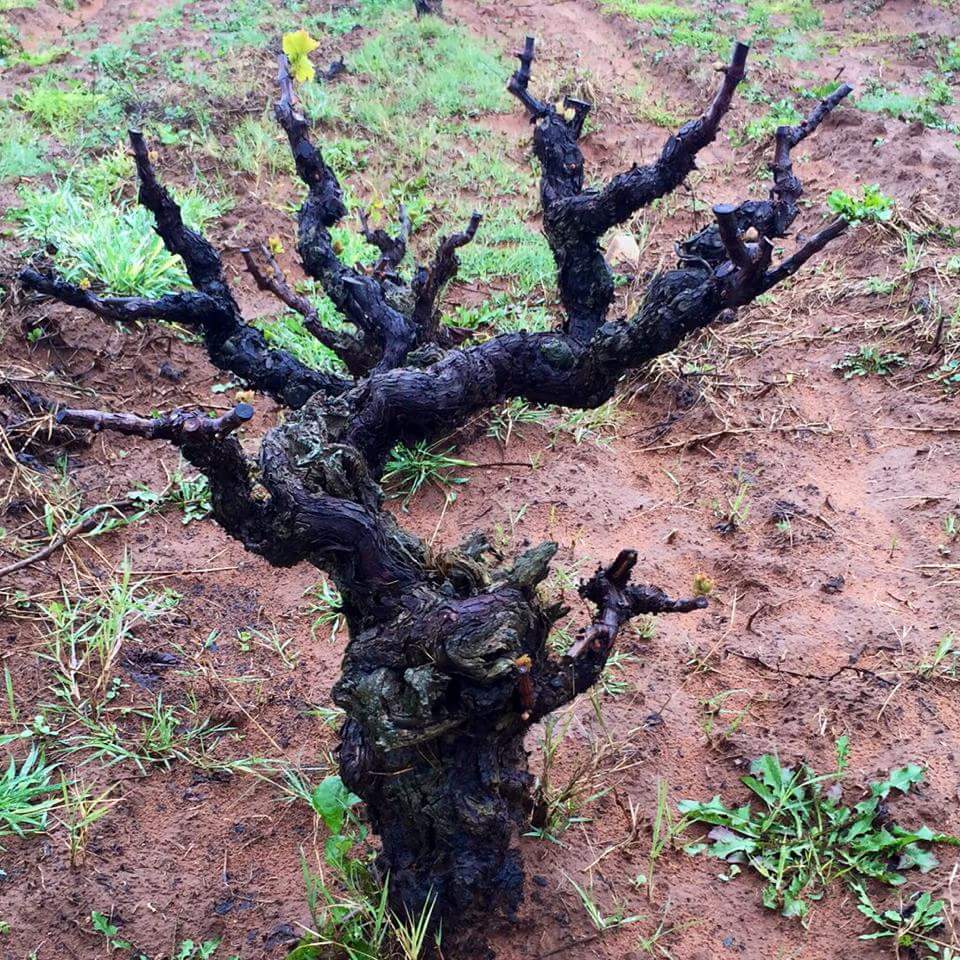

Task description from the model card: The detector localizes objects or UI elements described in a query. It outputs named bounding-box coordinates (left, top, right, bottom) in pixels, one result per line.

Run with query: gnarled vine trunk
left=333, top=541, right=704, bottom=931
left=14, top=34, right=854, bottom=952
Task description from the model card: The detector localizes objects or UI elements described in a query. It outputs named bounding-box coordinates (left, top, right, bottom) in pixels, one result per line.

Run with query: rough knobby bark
left=14, top=36, right=853, bottom=953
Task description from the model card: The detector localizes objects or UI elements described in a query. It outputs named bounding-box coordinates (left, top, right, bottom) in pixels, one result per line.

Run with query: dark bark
left=679, top=83, right=853, bottom=266
left=359, top=204, right=410, bottom=278
left=508, top=38, right=748, bottom=342
left=335, top=546, right=704, bottom=933
left=411, top=212, right=482, bottom=339
left=273, top=54, right=480, bottom=374
left=17, top=35, right=854, bottom=952
left=414, top=0, right=443, bottom=15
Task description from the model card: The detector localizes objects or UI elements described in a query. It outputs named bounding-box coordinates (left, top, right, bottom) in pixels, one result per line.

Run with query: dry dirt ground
left=1, top=0, right=959, bottom=958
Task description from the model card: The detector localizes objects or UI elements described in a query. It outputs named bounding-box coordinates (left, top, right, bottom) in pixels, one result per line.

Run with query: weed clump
left=680, top=739, right=960, bottom=924
left=827, top=184, right=895, bottom=225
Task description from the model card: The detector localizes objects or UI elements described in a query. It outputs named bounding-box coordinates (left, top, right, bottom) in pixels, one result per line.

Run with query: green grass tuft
left=597, top=1, right=699, bottom=23
left=383, top=441, right=475, bottom=507
left=458, top=211, right=554, bottom=295
left=735, top=99, right=803, bottom=143
left=0, top=745, right=59, bottom=841
left=253, top=310, right=346, bottom=373
left=13, top=179, right=229, bottom=297
left=229, top=115, right=294, bottom=179
left=0, top=114, right=53, bottom=181
left=14, top=78, right=122, bottom=141
left=856, top=83, right=957, bottom=131
left=351, top=16, right=508, bottom=121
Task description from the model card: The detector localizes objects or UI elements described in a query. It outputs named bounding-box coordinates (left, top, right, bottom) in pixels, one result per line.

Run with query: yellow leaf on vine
left=283, top=29, right=319, bottom=83
left=283, top=29, right=319, bottom=58
left=290, top=56, right=315, bottom=83
left=267, top=235, right=284, bottom=255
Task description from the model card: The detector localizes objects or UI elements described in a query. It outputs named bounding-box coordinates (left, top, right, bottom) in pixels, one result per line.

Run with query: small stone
left=158, top=360, right=184, bottom=382
left=606, top=232, right=641, bottom=268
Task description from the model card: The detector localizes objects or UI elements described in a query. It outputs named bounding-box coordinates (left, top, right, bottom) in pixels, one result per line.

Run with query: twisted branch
left=411, top=212, right=482, bottom=335
left=759, top=217, right=848, bottom=292
left=558, top=42, right=750, bottom=241
left=572, top=549, right=707, bottom=656
left=507, top=36, right=550, bottom=119
left=20, top=131, right=352, bottom=407
left=529, top=550, right=707, bottom=720
left=274, top=54, right=418, bottom=373
left=241, top=245, right=368, bottom=376
left=129, top=130, right=229, bottom=297
left=55, top=402, right=254, bottom=442
left=20, top=268, right=219, bottom=326
left=359, top=206, right=411, bottom=278
left=680, top=82, right=854, bottom=265
left=507, top=38, right=749, bottom=341
left=50, top=397, right=423, bottom=589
